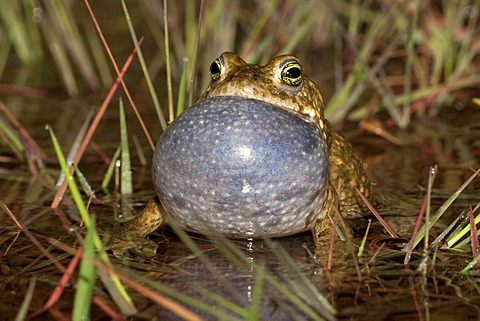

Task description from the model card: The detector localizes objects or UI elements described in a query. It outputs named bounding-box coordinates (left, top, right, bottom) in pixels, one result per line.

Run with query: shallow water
left=2, top=87, right=480, bottom=320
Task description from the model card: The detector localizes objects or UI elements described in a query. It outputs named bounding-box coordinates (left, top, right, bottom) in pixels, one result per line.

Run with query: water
left=2, top=44, right=480, bottom=321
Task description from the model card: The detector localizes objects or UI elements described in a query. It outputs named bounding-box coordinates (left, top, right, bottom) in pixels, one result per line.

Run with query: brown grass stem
left=27, top=245, right=83, bottom=319
left=404, top=196, right=427, bottom=266
left=355, top=187, right=399, bottom=238
left=0, top=201, right=66, bottom=273
left=468, top=205, right=480, bottom=269
left=84, top=0, right=158, bottom=147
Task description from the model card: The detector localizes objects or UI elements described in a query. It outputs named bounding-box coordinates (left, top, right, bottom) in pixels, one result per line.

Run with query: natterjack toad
left=107, top=53, right=372, bottom=257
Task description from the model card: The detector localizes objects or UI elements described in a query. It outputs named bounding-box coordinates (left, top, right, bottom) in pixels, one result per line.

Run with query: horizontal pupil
left=287, top=67, right=301, bottom=79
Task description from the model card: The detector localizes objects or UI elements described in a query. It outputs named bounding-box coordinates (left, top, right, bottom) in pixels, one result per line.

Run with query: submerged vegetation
left=1, top=0, right=480, bottom=320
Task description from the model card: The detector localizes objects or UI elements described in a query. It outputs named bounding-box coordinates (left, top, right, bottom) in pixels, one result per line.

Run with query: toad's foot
left=106, top=197, right=165, bottom=258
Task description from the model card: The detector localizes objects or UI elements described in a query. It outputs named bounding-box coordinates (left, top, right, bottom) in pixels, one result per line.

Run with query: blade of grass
left=132, top=135, right=147, bottom=167
left=96, top=263, right=204, bottom=321
left=101, top=146, right=121, bottom=191
left=72, top=222, right=97, bottom=321
left=40, top=16, right=78, bottom=96
left=468, top=205, right=480, bottom=269
left=176, top=57, right=189, bottom=116
left=120, top=0, right=167, bottom=130
left=15, top=277, right=37, bottom=321
left=45, top=0, right=99, bottom=90
left=265, top=240, right=337, bottom=318
left=0, top=0, right=39, bottom=64
left=48, top=125, right=137, bottom=315
left=400, top=0, right=420, bottom=127
left=27, top=244, right=83, bottom=319
left=448, top=210, right=480, bottom=249
left=51, top=43, right=137, bottom=208
left=355, top=187, right=399, bottom=238
left=460, top=254, right=480, bottom=275
left=403, top=168, right=480, bottom=251
left=163, top=0, right=174, bottom=122
left=0, top=201, right=66, bottom=273
left=187, top=0, right=204, bottom=107
left=430, top=211, right=464, bottom=250
left=0, top=99, right=46, bottom=159
left=0, top=35, right=12, bottom=78
left=423, top=166, right=437, bottom=254
left=83, top=0, right=157, bottom=148
left=73, top=163, right=95, bottom=198
left=55, top=109, right=93, bottom=189
left=247, top=262, right=265, bottom=321
left=194, top=287, right=246, bottom=319
left=240, top=0, right=281, bottom=58
left=358, top=219, right=372, bottom=257
left=0, top=116, right=24, bottom=159
left=404, top=196, right=427, bottom=265
left=119, top=98, right=132, bottom=195
left=84, top=23, right=113, bottom=87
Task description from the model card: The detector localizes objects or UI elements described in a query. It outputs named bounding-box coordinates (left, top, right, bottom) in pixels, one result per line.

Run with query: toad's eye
left=280, top=61, right=303, bottom=86
left=209, top=58, right=223, bottom=81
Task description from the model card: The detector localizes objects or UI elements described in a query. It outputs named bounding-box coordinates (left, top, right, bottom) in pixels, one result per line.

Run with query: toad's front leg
left=106, top=196, right=165, bottom=258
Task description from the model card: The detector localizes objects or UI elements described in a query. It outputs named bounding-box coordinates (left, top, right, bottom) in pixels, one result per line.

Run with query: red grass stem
left=354, top=187, right=399, bottom=238
left=51, top=46, right=137, bottom=208
left=468, top=205, right=480, bottom=270
left=84, top=0, right=159, bottom=146
left=404, top=196, right=428, bottom=266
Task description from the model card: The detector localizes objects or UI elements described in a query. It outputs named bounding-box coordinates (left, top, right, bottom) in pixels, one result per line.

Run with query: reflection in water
left=2, top=77, right=480, bottom=321
left=147, top=230, right=336, bottom=320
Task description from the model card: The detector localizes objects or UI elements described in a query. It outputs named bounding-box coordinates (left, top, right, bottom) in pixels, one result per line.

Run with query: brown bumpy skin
left=107, top=52, right=372, bottom=256
left=202, top=53, right=372, bottom=223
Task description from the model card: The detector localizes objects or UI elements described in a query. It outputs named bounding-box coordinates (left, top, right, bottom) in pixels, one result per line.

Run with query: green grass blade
left=40, top=19, right=78, bottom=96
left=460, top=254, right=480, bottom=275
left=15, top=277, right=37, bottom=321
left=0, top=116, right=24, bottom=155
left=0, top=1, right=39, bottom=64
left=403, top=168, right=480, bottom=251
left=48, top=125, right=136, bottom=315
left=46, top=0, right=98, bottom=89
left=270, top=242, right=337, bottom=317
left=358, top=219, right=372, bottom=257
left=195, top=287, right=247, bottom=319
left=240, top=0, right=281, bottom=56
left=176, top=58, right=189, bottom=116
left=74, top=163, right=94, bottom=197
left=121, top=0, right=167, bottom=130
left=55, top=109, right=93, bottom=189
left=247, top=263, right=265, bottom=321
left=119, top=98, right=132, bottom=195
left=85, top=24, right=113, bottom=87
left=48, top=125, right=91, bottom=226
left=72, top=220, right=97, bottom=321
left=101, top=146, right=121, bottom=191
left=163, top=0, right=175, bottom=123
left=0, top=35, right=12, bottom=78
left=445, top=206, right=480, bottom=248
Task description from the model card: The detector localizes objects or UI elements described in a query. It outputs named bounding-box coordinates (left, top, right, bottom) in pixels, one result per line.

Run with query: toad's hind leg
left=311, top=183, right=354, bottom=247
left=325, top=123, right=372, bottom=219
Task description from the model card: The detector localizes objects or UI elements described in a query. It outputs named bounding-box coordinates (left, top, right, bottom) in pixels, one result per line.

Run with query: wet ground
left=1, top=87, right=480, bottom=320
